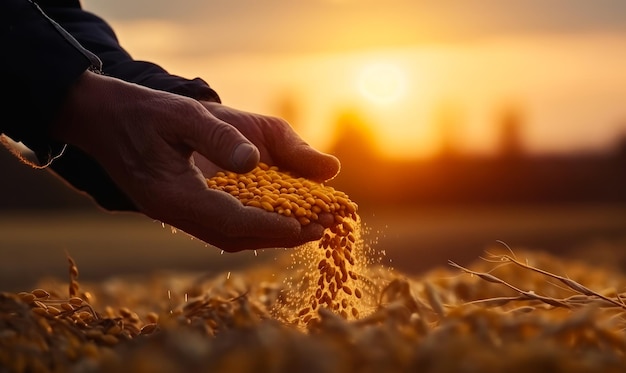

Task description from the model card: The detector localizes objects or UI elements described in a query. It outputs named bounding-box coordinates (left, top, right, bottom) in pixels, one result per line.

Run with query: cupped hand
left=195, top=101, right=340, bottom=182
left=50, top=71, right=333, bottom=252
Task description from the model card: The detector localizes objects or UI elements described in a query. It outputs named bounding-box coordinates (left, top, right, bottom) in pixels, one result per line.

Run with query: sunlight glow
left=116, top=25, right=626, bottom=159
left=356, top=62, right=407, bottom=104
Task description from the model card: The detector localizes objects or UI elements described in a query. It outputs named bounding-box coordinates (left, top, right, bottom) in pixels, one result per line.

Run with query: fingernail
left=231, top=142, right=259, bottom=172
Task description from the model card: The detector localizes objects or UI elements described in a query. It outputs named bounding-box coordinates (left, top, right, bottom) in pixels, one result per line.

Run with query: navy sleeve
left=1, top=0, right=223, bottom=212
left=0, top=0, right=131, bottom=211
left=0, top=0, right=98, bottom=158
left=38, top=1, right=221, bottom=102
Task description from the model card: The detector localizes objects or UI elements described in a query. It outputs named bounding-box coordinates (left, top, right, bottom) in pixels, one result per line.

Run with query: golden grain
left=119, top=307, right=133, bottom=318
left=18, top=292, right=36, bottom=303
left=60, top=303, right=74, bottom=311
left=68, top=297, right=83, bottom=306
left=47, top=306, right=61, bottom=316
left=354, top=288, right=362, bottom=299
left=85, top=329, right=102, bottom=339
left=298, top=307, right=311, bottom=317
left=206, top=163, right=362, bottom=324
left=107, top=325, right=122, bottom=336
left=36, top=317, right=52, bottom=334
left=145, top=312, right=159, bottom=324
left=31, top=307, right=48, bottom=317
left=31, top=289, right=50, bottom=299
left=3, top=243, right=626, bottom=372
left=260, top=201, right=275, bottom=212
left=77, top=311, right=94, bottom=321
left=140, top=323, right=158, bottom=335
left=99, top=334, right=119, bottom=346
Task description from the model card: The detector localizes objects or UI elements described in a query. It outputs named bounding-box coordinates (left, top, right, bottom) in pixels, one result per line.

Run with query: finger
left=196, top=102, right=339, bottom=180
left=213, top=203, right=326, bottom=249
left=207, top=222, right=326, bottom=252
left=316, top=212, right=335, bottom=229
left=155, top=185, right=325, bottom=251
left=179, top=208, right=326, bottom=251
left=269, top=125, right=341, bottom=182
left=177, top=105, right=260, bottom=173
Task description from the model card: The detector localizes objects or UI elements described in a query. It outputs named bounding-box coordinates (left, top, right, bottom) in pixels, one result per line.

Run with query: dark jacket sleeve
left=0, top=0, right=98, bottom=159
left=0, top=0, right=132, bottom=211
left=38, top=0, right=222, bottom=211
left=37, top=0, right=221, bottom=102
left=2, top=0, right=222, bottom=212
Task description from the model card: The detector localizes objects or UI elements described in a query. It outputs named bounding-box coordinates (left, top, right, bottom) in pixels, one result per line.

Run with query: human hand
left=192, top=102, right=341, bottom=237
left=50, top=71, right=337, bottom=252
left=194, top=101, right=340, bottom=182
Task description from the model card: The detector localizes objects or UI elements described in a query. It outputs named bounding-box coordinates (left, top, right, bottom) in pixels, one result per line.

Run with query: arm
left=36, top=0, right=339, bottom=192
left=2, top=0, right=341, bottom=250
left=0, top=0, right=211, bottom=211
left=50, top=70, right=334, bottom=251
left=0, top=0, right=139, bottom=210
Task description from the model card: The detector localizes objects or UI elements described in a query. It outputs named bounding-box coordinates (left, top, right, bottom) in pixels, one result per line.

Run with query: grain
left=207, top=163, right=370, bottom=325
left=2, top=248, right=626, bottom=372
left=206, top=163, right=357, bottom=223
left=18, top=292, right=36, bottom=303
left=31, top=289, right=50, bottom=299
left=140, top=323, right=158, bottom=335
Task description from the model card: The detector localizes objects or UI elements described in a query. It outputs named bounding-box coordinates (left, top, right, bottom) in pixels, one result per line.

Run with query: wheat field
left=2, top=237, right=626, bottom=372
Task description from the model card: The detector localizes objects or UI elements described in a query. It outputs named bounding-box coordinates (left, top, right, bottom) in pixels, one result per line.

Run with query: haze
left=82, top=0, right=626, bottom=158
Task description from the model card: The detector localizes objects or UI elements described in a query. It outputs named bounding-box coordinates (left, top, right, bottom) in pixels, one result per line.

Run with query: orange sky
left=82, top=0, right=626, bottom=159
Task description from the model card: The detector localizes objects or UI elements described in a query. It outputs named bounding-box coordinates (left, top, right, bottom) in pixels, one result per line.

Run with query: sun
left=356, top=62, right=407, bottom=104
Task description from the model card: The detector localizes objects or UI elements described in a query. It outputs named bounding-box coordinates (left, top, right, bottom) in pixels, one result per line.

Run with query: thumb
left=183, top=112, right=260, bottom=173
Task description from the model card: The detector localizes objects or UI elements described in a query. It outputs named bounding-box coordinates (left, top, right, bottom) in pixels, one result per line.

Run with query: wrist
left=50, top=70, right=102, bottom=146
left=50, top=70, right=135, bottom=157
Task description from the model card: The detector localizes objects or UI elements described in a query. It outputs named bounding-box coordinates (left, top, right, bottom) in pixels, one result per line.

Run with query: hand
left=195, top=101, right=340, bottom=183
left=50, top=71, right=338, bottom=252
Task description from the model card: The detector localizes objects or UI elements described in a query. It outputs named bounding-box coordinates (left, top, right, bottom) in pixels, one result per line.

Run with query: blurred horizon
left=79, top=0, right=626, bottom=159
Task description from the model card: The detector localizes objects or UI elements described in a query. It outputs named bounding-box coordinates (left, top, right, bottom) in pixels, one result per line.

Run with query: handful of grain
left=3, top=243, right=626, bottom=372
left=207, top=163, right=366, bottom=325
left=206, top=162, right=357, bottom=225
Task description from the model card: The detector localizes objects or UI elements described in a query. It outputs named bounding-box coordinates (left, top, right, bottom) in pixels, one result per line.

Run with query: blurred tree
left=326, top=108, right=382, bottom=204
left=433, top=101, right=463, bottom=160
left=273, top=91, right=301, bottom=131
left=328, top=108, right=379, bottom=166
left=613, top=127, right=626, bottom=160
left=496, top=106, right=526, bottom=159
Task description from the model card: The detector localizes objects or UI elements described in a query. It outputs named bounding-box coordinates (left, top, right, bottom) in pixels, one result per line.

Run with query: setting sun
left=356, top=62, right=407, bottom=104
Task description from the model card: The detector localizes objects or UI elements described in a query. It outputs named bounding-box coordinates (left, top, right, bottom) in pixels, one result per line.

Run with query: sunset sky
left=82, top=0, right=626, bottom=159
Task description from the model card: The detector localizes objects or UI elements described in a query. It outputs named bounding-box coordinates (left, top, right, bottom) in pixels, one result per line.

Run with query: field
left=1, top=205, right=626, bottom=372
left=2, top=205, right=625, bottom=290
